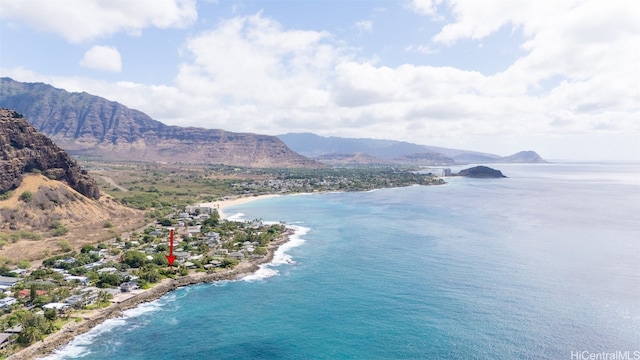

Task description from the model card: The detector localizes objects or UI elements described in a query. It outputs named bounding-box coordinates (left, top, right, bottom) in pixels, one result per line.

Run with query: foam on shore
left=242, top=224, right=308, bottom=282
left=41, top=300, right=164, bottom=359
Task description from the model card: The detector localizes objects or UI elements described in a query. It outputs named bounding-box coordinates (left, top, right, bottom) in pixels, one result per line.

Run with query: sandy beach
left=7, top=195, right=289, bottom=360
left=196, top=194, right=281, bottom=219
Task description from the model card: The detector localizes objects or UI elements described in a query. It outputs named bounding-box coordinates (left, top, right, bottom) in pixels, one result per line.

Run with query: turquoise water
left=46, top=163, right=640, bottom=359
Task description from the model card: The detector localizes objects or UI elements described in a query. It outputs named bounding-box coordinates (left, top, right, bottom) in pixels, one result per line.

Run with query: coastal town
left=0, top=201, right=289, bottom=359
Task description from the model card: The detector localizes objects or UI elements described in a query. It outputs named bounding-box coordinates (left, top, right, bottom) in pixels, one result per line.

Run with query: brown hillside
left=0, top=174, right=145, bottom=262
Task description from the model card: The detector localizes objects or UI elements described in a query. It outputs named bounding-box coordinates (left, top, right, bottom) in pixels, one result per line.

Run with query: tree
left=44, top=308, right=57, bottom=322
left=221, top=257, right=238, bottom=268
left=121, top=250, right=147, bottom=268
left=29, top=284, right=38, bottom=304
left=97, top=273, right=123, bottom=288
left=80, top=244, right=96, bottom=253
left=152, top=253, right=169, bottom=266
left=178, top=266, right=189, bottom=276
left=17, top=312, right=47, bottom=344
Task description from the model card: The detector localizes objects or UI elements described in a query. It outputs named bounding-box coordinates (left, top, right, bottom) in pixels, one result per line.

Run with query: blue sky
left=1, top=0, right=639, bottom=160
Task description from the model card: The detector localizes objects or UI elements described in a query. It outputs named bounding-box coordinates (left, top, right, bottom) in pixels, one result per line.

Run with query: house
left=97, top=267, right=117, bottom=274
left=196, top=214, right=210, bottom=220
left=174, top=251, right=190, bottom=260
left=187, top=225, right=201, bottom=234
left=228, top=252, right=244, bottom=261
left=120, top=282, right=139, bottom=292
left=185, top=205, right=216, bottom=214
left=0, top=276, right=19, bottom=287
left=18, top=289, right=47, bottom=298
left=42, top=302, right=70, bottom=312
left=102, top=288, right=121, bottom=297
left=205, top=232, right=220, bottom=242
left=54, top=257, right=76, bottom=267
left=183, top=262, right=196, bottom=269
left=64, top=294, right=85, bottom=308
left=9, top=268, right=27, bottom=276
left=0, top=297, right=17, bottom=308
left=0, top=333, right=15, bottom=351
left=85, top=260, right=106, bottom=269
left=78, top=287, right=101, bottom=304
left=4, top=325, right=22, bottom=334
left=65, top=275, right=90, bottom=285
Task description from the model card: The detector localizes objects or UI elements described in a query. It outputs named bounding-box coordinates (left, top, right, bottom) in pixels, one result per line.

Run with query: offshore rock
left=456, top=165, right=507, bottom=178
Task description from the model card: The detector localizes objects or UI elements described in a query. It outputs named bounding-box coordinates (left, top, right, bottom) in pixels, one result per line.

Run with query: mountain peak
left=500, top=151, right=547, bottom=163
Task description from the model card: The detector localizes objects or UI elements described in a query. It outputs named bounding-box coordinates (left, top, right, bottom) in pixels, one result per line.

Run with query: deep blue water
left=46, top=163, right=640, bottom=359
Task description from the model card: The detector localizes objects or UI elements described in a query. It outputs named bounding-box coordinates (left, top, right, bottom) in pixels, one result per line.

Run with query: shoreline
left=7, top=195, right=290, bottom=360
left=196, top=194, right=281, bottom=219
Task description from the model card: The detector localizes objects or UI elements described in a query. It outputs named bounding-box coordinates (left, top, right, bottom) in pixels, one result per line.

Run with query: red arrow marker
left=166, top=228, right=176, bottom=266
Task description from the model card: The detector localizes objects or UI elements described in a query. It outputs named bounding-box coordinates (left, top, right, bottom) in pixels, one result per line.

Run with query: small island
left=455, top=166, right=507, bottom=178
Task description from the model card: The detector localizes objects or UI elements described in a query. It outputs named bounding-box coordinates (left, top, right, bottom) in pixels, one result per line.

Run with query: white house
left=43, top=302, right=69, bottom=311
left=0, top=297, right=17, bottom=308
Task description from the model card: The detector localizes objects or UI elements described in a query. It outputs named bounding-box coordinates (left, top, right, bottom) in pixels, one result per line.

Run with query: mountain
left=314, top=152, right=389, bottom=165
left=498, top=151, right=547, bottom=163
left=394, top=152, right=455, bottom=166
left=0, top=108, right=100, bottom=199
left=278, top=133, right=543, bottom=165
left=0, top=78, right=317, bottom=167
left=0, top=109, right=145, bottom=260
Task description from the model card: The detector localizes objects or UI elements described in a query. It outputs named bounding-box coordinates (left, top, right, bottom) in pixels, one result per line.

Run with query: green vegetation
left=56, top=240, right=72, bottom=252
left=0, top=190, right=13, bottom=201
left=18, top=190, right=32, bottom=202
left=88, top=161, right=443, bottom=218
left=0, top=230, right=42, bottom=243
left=49, top=220, right=69, bottom=237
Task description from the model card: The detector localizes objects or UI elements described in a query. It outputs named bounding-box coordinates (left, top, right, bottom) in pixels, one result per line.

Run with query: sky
left=1, top=0, right=639, bottom=161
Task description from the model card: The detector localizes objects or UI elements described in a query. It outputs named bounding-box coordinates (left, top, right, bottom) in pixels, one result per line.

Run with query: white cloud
left=406, top=0, right=443, bottom=17
left=3, top=2, right=639, bottom=160
left=79, top=46, right=122, bottom=72
left=354, top=20, right=373, bottom=33
left=0, top=0, right=197, bottom=43
left=175, top=14, right=339, bottom=113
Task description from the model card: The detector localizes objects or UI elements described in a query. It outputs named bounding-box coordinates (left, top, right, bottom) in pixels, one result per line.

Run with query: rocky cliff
left=0, top=78, right=317, bottom=167
left=0, top=108, right=101, bottom=199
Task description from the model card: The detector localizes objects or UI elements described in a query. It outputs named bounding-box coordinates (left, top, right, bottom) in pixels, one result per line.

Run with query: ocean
left=45, top=163, right=639, bottom=359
